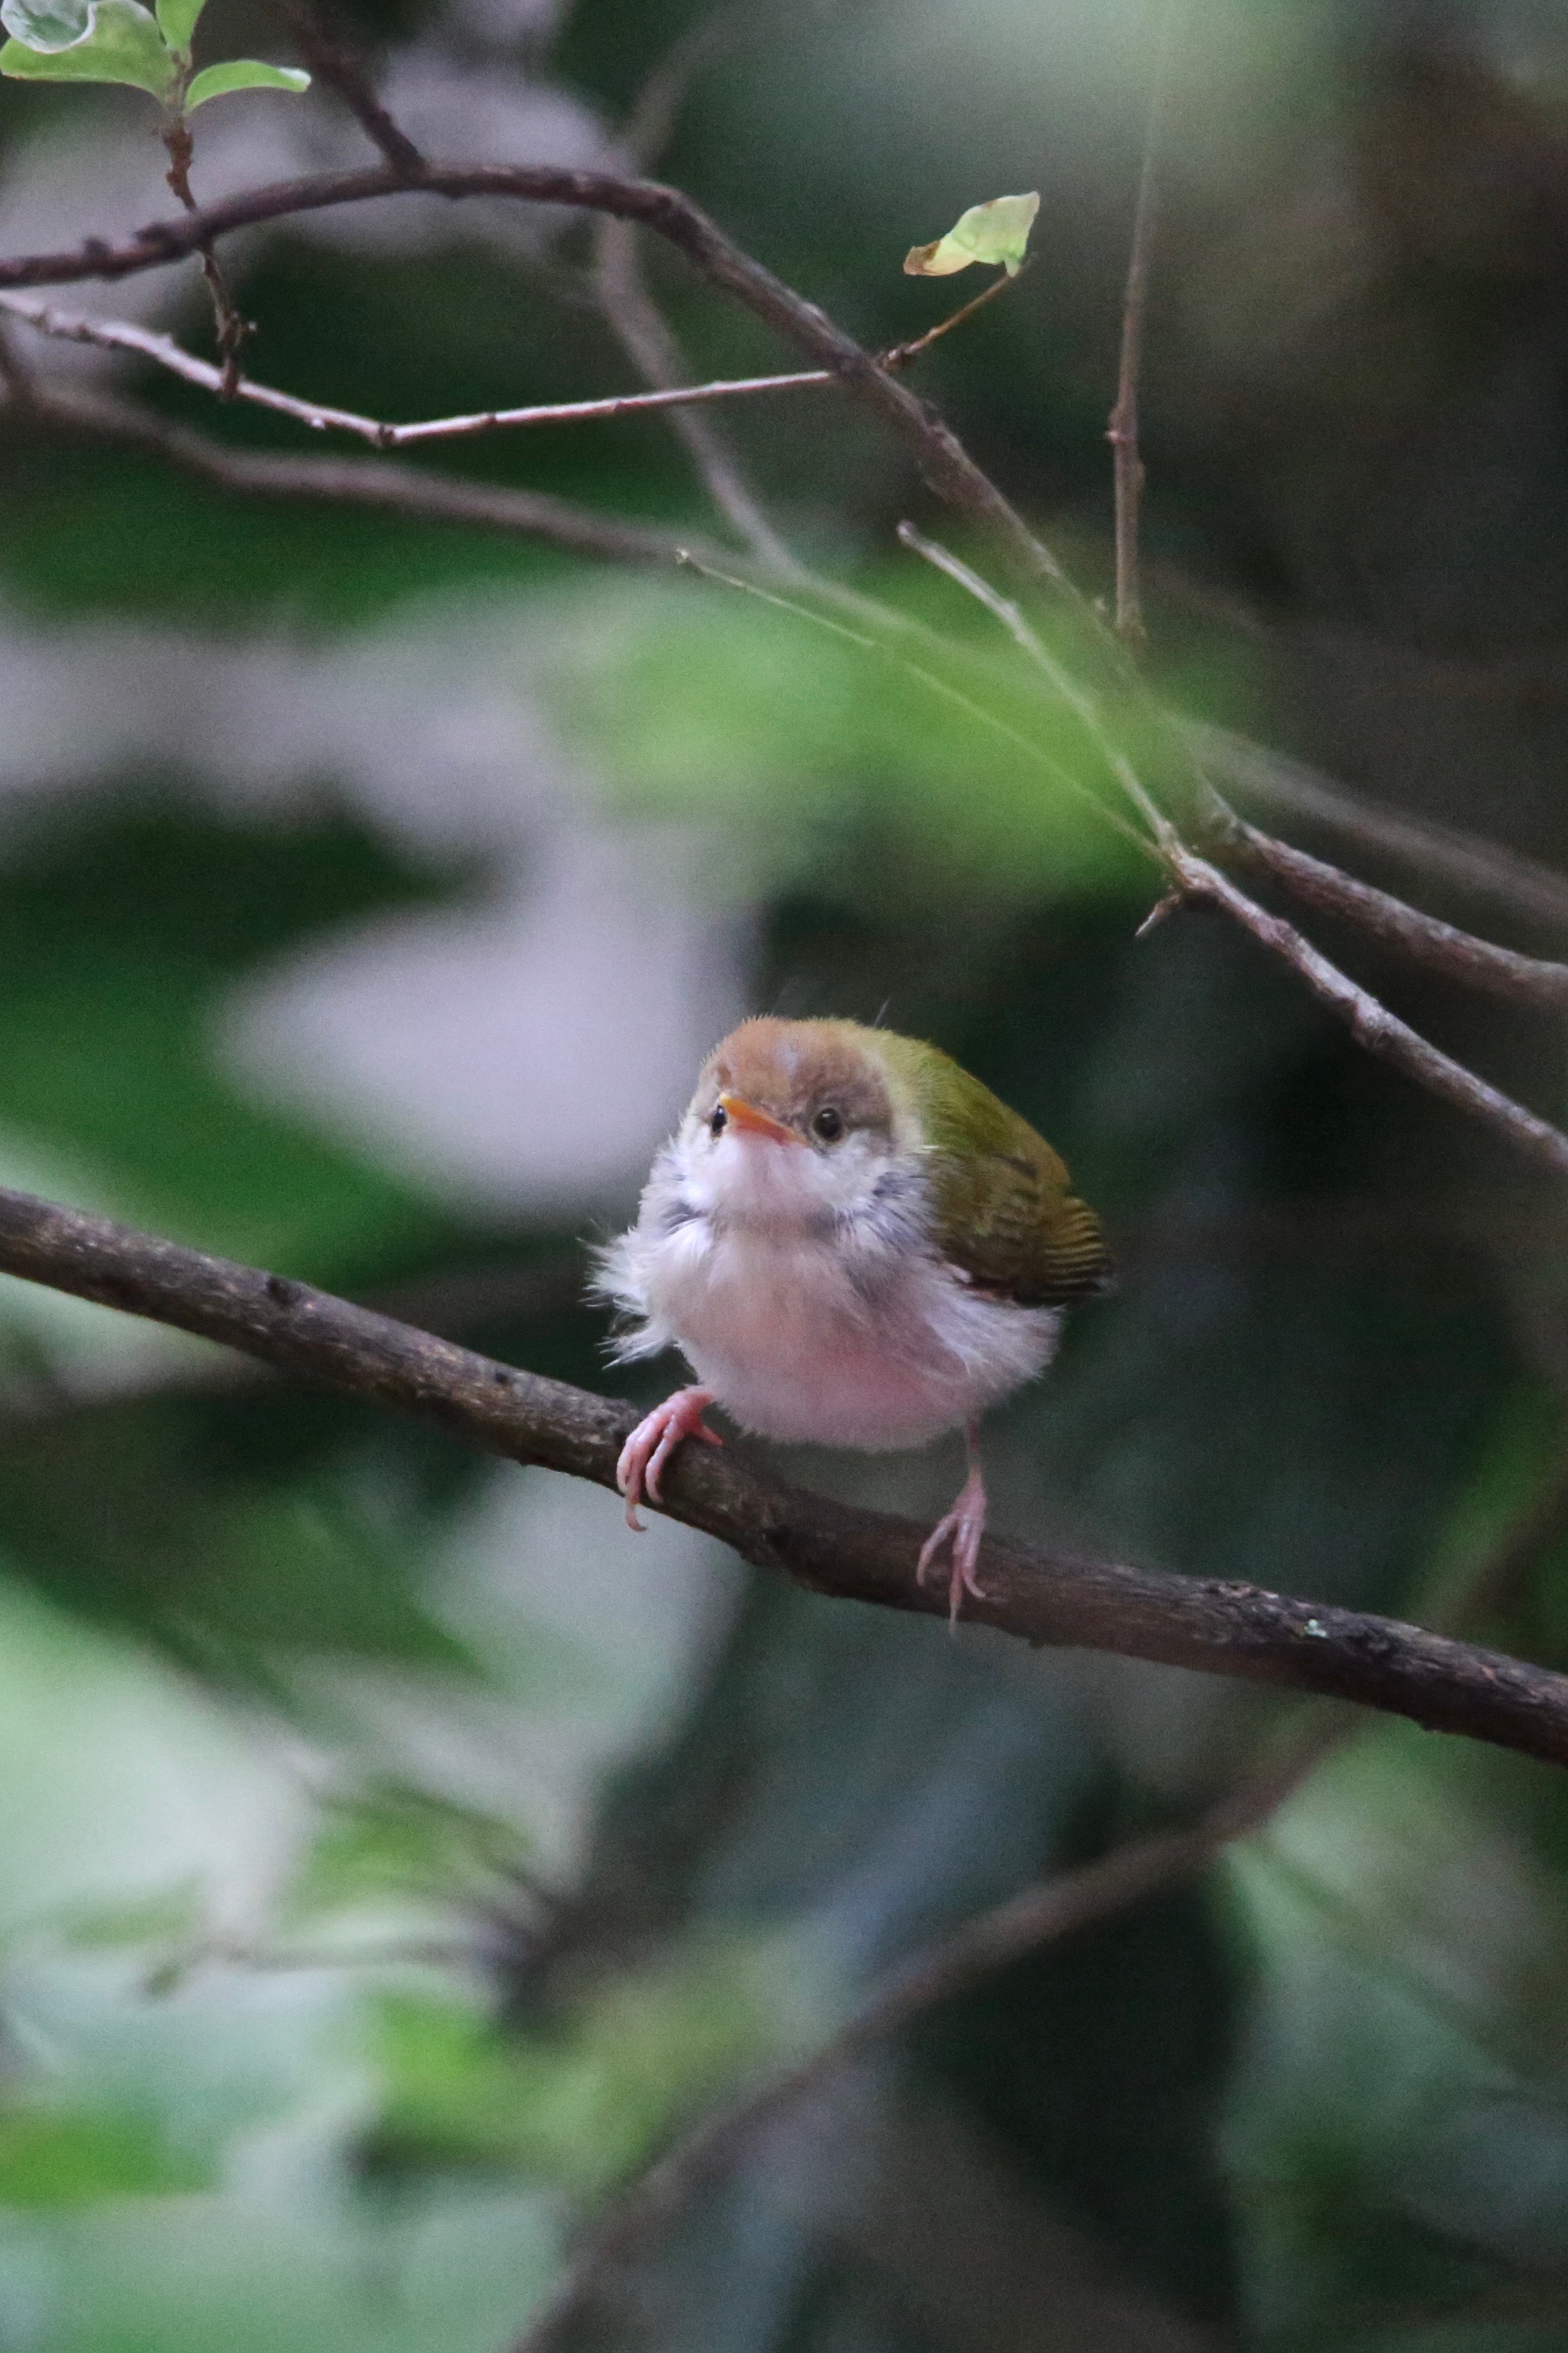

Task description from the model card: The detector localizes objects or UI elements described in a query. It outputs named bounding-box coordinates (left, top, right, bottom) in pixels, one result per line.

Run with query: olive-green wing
left=927, top=1146, right=1113, bottom=1307
left=873, top=1029, right=1113, bottom=1307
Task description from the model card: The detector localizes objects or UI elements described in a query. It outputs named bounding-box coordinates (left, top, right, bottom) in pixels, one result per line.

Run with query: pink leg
left=616, top=1385, right=722, bottom=1529
left=916, top=1427, right=989, bottom=1628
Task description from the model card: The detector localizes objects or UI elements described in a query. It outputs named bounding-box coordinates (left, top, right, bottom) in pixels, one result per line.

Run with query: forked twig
left=881, top=263, right=1025, bottom=370
left=0, top=294, right=837, bottom=446
left=1207, top=807, right=1568, bottom=1013
left=897, top=527, right=1568, bottom=1173
left=1194, top=721, right=1568, bottom=935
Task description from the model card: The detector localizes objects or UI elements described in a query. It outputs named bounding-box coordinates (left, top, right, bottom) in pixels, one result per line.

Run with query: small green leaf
left=0, top=0, right=174, bottom=98
left=903, top=190, right=1040, bottom=278
left=0, top=0, right=93, bottom=50
left=185, top=55, right=308, bottom=106
left=153, top=0, right=201, bottom=49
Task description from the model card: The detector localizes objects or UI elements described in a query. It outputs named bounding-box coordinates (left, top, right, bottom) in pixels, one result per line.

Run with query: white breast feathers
left=594, top=1123, right=1060, bottom=1452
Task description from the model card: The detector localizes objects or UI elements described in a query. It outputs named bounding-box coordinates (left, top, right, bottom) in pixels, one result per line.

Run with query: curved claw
left=616, top=1386, right=720, bottom=1529
left=916, top=1464, right=989, bottom=1629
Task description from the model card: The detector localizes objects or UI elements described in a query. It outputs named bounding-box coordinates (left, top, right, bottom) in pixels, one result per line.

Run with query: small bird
left=595, top=1018, right=1111, bottom=1622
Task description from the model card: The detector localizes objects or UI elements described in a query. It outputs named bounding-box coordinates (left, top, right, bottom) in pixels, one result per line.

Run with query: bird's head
left=676, top=1018, right=913, bottom=1229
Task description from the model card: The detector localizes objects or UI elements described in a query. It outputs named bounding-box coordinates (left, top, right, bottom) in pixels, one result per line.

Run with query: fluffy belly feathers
left=630, top=1222, right=1060, bottom=1451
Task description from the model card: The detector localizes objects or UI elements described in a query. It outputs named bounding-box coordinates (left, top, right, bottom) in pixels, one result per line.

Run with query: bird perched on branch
left=595, top=1018, right=1111, bottom=1622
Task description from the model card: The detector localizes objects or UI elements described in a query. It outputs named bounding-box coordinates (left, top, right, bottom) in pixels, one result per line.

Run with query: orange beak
left=717, top=1091, right=801, bottom=1146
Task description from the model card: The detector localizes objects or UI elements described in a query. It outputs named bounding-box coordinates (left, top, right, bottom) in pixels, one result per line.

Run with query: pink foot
left=616, top=1385, right=722, bottom=1529
left=916, top=1463, right=989, bottom=1629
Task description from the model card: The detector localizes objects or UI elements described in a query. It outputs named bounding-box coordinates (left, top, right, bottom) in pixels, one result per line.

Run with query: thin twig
left=1207, top=807, right=1568, bottom=1013
left=896, top=525, right=1568, bottom=1173
left=4, top=1180, right=1568, bottom=1764
left=1169, top=851, right=1568, bottom=1175
left=896, top=518, right=1103, bottom=732
left=1107, top=0, right=1185, bottom=640
left=593, top=1, right=800, bottom=567
left=159, top=116, right=249, bottom=397
left=880, top=263, right=1023, bottom=370
left=8, top=376, right=733, bottom=569
left=270, top=0, right=426, bottom=177
left=593, top=219, right=804, bottom=571
left=0, top=294, right=835, bottom=446
left=676, top=548, right=1156, bottom=858
left=1193, top=721, right=1568, bottom=936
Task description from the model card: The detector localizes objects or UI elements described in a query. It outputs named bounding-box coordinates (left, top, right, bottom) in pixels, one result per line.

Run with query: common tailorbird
left=596, top=1017, right=1111, bottom=1621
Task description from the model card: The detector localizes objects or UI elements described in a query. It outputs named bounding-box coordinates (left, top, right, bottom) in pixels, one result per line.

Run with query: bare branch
left=896, top=525, right=1568, bottom=1174
left=1169, top=851, right=1568, bottom=1176
left=1107, top=0, right=1186, bottom=641
left=1193, top=721, right=1568, bottom=937
left=0, top=160, right=1068, bottom=590
left=4, top=1179, right=1568, bottom=1765
left=0, top=294, right=836, bottom=446
left=1207, top=808, right=1568, bottom=1013
left=270, top=0, right=426, bottom=177
left=6, top=376, right=731, bottom=569
left=515, top=1410, right=1568, bottom=2350
left=879, top=263, right=1023, bottom=370
left=159, top=115, right=249, bottom=396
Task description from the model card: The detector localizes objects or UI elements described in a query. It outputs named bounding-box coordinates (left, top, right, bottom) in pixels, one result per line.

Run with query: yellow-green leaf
left=185, top=54, right=308, bottom=105
left=903, top=190, right=1039, bottom=279
left=153, top=0, right=202, bottom=49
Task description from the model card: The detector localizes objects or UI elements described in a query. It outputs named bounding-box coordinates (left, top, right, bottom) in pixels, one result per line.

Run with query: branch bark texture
left=3, top=1183, right=1568, bottom=1769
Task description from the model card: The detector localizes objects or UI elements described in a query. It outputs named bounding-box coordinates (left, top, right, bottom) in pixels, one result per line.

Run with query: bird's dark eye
left=813, top=1106, right=844, bottom=1143
left=709, top=1106, right=727, bottom=1137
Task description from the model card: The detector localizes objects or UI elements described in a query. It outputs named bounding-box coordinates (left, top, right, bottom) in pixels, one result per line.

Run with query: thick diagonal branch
left=3, top=1181, right=1568, bottom=1769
